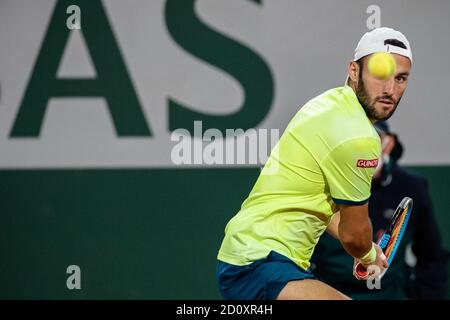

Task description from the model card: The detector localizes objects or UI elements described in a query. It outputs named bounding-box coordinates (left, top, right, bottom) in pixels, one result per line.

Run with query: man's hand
left=353, top=243, right=389, bottom=280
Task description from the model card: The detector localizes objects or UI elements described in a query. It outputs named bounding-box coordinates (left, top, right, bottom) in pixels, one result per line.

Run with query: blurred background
left=0, top=0, right=449, bottom=299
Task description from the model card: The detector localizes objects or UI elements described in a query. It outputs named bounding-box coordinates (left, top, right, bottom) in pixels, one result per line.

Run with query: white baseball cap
left=353, top=27, right=413, bottom=63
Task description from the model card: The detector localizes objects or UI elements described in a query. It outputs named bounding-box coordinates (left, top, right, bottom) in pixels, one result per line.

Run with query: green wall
left=0, top=166, right=448, bottom=299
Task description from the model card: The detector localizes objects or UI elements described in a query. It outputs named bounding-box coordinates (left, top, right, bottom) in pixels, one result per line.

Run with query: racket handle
left=355, top=263, right=368, bottom=277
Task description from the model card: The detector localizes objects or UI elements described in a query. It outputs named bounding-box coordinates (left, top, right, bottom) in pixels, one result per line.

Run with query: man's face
left=354, top=53, right=411, bottom=121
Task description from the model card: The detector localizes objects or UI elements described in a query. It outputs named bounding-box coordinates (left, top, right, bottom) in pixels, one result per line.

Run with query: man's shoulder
left=285, top=86, right=379, bottom=154
left=306, top=86, right=349, bottom=108
left=294, top=86, right=363, bottom=121
left=315, top=86, right=380, bottom=146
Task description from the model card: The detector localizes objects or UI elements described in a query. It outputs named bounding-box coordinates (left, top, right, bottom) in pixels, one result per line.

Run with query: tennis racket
left=355, top=196, right=413, bottom=278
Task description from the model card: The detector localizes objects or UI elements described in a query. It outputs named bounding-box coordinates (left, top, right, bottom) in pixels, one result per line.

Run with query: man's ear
left=348, top=60, right=360, bottom=83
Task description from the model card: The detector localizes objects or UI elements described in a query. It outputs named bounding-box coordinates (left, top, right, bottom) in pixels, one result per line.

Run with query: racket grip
left=355, top=263, right=368, bottom=277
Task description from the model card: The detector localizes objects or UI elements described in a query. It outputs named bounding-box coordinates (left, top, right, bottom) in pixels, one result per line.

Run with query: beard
left=355, top=77, right=401, bottom=121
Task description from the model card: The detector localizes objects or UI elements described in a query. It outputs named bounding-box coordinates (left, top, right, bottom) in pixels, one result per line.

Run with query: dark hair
left=357, top=58, right=364, bottom=76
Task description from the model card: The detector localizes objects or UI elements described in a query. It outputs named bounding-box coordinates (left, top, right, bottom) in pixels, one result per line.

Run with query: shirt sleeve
left=320, top=137, right=381, bottom=205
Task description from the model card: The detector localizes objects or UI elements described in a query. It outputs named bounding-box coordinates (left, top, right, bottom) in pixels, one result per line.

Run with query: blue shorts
left=216, top=251, right=316, bottom=300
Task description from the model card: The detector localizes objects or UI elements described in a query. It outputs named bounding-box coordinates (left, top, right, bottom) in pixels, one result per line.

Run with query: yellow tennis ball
left=368, top=52, right=396, bottom=80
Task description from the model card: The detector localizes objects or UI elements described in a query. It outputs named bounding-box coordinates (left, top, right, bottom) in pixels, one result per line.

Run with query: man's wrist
left=359, top=243, right=376, bottom=265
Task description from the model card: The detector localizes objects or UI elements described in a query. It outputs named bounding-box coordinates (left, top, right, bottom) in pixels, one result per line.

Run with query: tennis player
left=216, top=27, right=413, bottom=300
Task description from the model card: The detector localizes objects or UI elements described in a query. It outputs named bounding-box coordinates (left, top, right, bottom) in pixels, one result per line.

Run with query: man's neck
left=348, top=81, right=377, bottom=124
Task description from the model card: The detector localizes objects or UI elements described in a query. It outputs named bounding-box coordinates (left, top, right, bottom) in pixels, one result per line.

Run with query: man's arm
left=326, top=205, right=374, bottom=257
left=327, top=204, right=388, bottom=278
left=320, top=136, right=386, bottom=276
left=338, top=203, right=373, bottom=258
left=326, top=205, right=373, bottom=258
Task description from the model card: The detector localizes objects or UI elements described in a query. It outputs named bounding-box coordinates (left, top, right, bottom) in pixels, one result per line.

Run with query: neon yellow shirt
left=217, top=86, right=381, bottom=270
